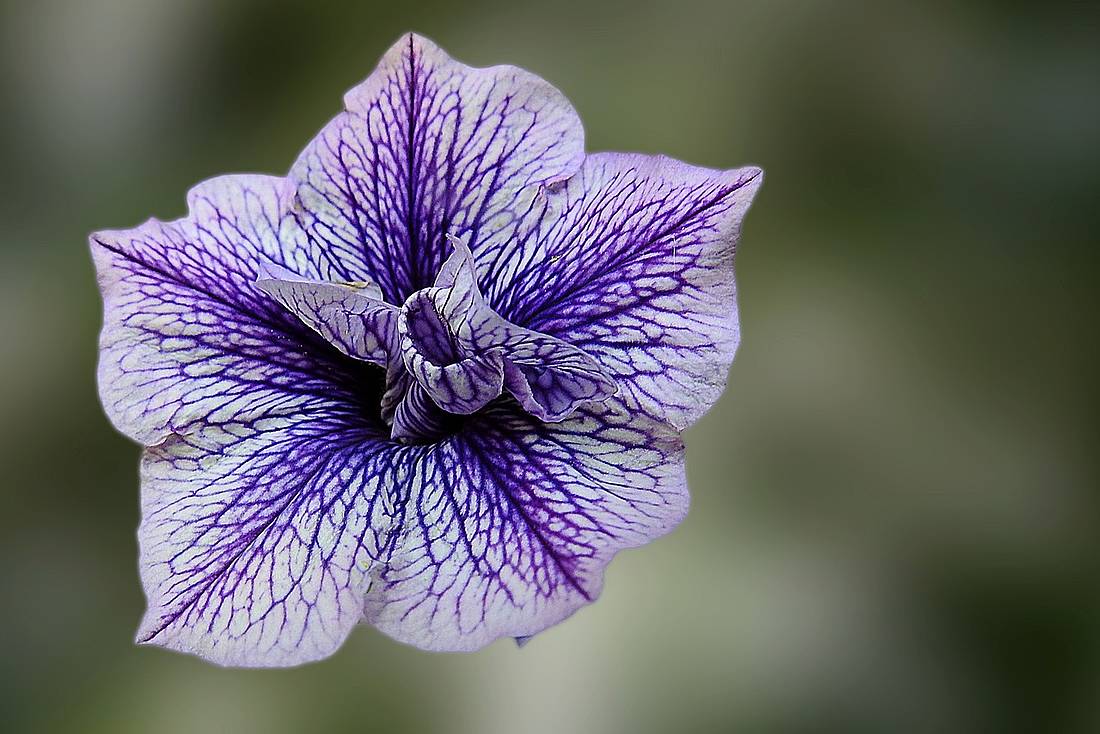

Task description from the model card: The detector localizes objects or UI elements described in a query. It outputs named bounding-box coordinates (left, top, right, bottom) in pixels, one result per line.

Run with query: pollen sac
left=258, top=238, right=617, bottom=443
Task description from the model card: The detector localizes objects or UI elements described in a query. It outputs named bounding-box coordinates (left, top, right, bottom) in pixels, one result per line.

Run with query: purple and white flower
left=91, top=33, right=762, bottom=667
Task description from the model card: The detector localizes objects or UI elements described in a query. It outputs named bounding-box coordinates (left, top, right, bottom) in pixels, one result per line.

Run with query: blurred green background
left=1, top=0, right=1097, bottom=732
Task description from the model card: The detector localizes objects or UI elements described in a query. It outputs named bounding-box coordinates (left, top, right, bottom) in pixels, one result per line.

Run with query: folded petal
left=363, top=403, right=687, bottom=651
left=137, top=412, right=404, bottom=667
left=257, top=259, right=385, bottom=300
left=499, top=331, right=618, bottom=422
left=398, top=287, right=469, bottom=365
left=484, top=154, right=763, bottom=430
left=390, top=383, right=445, bottom=443
left=255, top=275, right=397, bottom=367
left=399, top=302, right=506, bottom=415
left=91, top=174, right=379, bottom=446
left=288, top=33, right=584, bottom=303
left=394, top=262, right=503, bottom=416
left=408, top=239, right=616, bottom=421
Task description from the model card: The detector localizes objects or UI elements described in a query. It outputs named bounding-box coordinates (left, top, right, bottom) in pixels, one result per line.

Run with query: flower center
left=257, top=239, right=617, bottom=443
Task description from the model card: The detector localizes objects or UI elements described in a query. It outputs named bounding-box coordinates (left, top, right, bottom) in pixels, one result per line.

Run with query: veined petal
left=256, top=274, right=411, bottom=425
left=363, top=402, right=688, bottom=651
left=398, top=288, right=469, bottom=366
left=484, top=154, right=763, bottom=430
left=428, top=236, right=503, bottom=350
left=499, top=332, right=618, bottom=422
left=390, top=383, right=449, bottom=443
left=397, top=283, right=506, bottom=417
left=257, top=259, right=385, bottom=300
left=91, top=174, right=375, bottom=447
left=136, top=412, right=405, bottom=667
left=255, top=273, right=398, bottom=367
left=398, top=289, right=507, bottom=415
left=288, top=33, right=585, bottom=302
left=433, top=242, right=617, bottom=419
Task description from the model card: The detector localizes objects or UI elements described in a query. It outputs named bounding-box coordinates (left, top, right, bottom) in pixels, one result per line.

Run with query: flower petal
left=390, top=383, right=447, bottom=443
left=255, top=274, right=397, bottom=367
left=417, top=238, right=617, bottom=421
left=136, top=413, right=404, bottom=667
left=363, top=403, right=687, bottom=651
left=484, top=154, right=763, bottom=430
left=92, top=175, right=401, bottom=666
left=399, top=313, right=506, bottom=415
left=257, top=259, right=385, bottom=300
left=499, top=334, right=618, bottom=422
left=397, top=273, right=506, bottom=417
left=288, top=33, right=585, bottom=303
left=91, top=174, right=375, bottom=447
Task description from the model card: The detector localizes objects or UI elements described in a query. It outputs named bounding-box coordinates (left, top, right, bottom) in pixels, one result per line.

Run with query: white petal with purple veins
left=483, top=154, right=763, bottom=430
left=288, top=34, right=585, bottom=303
left=363, top=402, right=688, bottom=651
left=92, top=175, right=360, bottom=447
left=255, top=275, right=396, bottom=367
left=136, top=414, right=403, bottom=666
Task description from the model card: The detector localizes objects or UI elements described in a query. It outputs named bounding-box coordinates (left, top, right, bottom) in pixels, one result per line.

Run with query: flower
left=91, top=33, right=762, bottom=667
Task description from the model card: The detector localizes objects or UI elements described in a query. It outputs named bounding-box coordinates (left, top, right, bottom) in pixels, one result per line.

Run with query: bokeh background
left=1, top=0, right=1097, bottom=732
